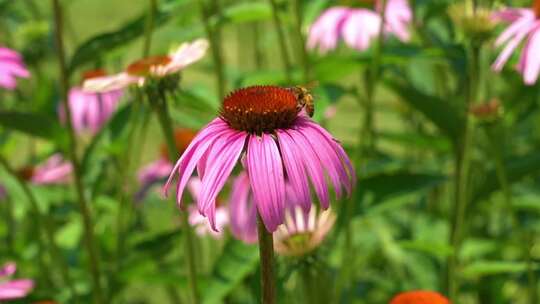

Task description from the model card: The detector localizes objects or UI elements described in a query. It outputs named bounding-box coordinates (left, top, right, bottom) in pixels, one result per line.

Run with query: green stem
left=198, top=0, right=226, bottom=100
left=257, top=213, right=276, bottom=304
left=526, top=232, right=538, bottom=304
left=3, top=194, right=15, bottom=255
left=448, top=44, right=481, bottom=302
left=143, top=0, right=157, bottom=57
left=252, top=23, right=264, bottom=69
left=268, top=0, right=292, bottom=82
left=292, top=0, right=309, bottom=82
left=0, top=156, right=78, bottom=300
left=51, top=1, right=103, bottom=302
left=152, top=90, right=199, bottom=304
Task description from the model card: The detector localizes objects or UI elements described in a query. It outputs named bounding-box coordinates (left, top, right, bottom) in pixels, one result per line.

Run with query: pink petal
left=0, top=279, right=34, bottom=300
left=307, top=7, right=352, bottom=54
left=492, top=20, right=535, bottom=71
left=162, top=39, right=209, bottom=75
left=163, top=118, right=230, bottom=208
left=520, top=25, right=540, bottom=85
left=246, top=134, right=286, bottom=232
left=229, top=172, right=258, bottom=244
left=0, top=262, right=16, bottom=277
left=342, top=9, right=382, bottom=51
left=83, top=72, right=139, bottom=93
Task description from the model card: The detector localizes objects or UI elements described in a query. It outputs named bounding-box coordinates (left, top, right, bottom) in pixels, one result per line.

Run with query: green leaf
left=215, top=2, right=271, bottom=24
left=462, top=261, right=539, bottom=278
left=68, top=7, right=173, bottom=73
left=202, top=240, right=259, bottom=304
left=385, top=80, right=465, bottom=144
left=472, top=151, right=540, bottom=203
left=0, top=111, right=67, bottom=144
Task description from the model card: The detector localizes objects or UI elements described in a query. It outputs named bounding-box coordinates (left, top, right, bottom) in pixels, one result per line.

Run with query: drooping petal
left=307, top=7, right=351, bottom=54
left=163, top=118, right=230, bottom=207
left=198, top=132, right=246, bottom=230
left=341, top=9, right=382, bottom=51
left=492, top=20, right=534, bottom=71
left=0, top=279, right=34, bottom=300
left=229, top=172, right=258, bottom=244
left=286, top=128, right=330, bottom=209
left=520, top=25, right=540, bottom=85
left=246, top=134, right=286, bottom=232
left=494, top=9, right=535, bottom=47
left=162, top=39, right=209, bottom=75
left=276, top=130, right=311, bottom=211
left=83, top=72, right=140, bottom=93
left=383, top=0, right=412, bottom=42
left=0, top=262, right=16, bottom=277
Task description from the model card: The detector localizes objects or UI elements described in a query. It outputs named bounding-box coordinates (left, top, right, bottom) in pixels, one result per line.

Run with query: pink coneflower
left=18, top=154, right=72, bottom=185
left=0, top=262, right=34, bottom=301
left=0, top=47, right=29, bottom=90
left=307, top=0, right=412, bottom=53
left=83, top=39, right=209, bottom=92
left=492, top=1, right=540, bottom=85
left=229, top=172, right=258, bottom=244
left=273, top=203, right=336, bottom=257
left=59, top=70, right=123, bottom=134
left=390, top=290, right=450, bottom=304
left=136, top=129, right=197, bottom=202
left=164, top=85, right=355, bottom=232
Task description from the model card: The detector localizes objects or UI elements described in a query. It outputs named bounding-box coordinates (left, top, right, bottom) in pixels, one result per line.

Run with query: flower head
left=164, top=85, right=355, bottom=232
left=307, top=0, right=412, bottom=53
left=492, top=2, right=540, bottom=85
left=0, top=47, right=30, bottom=90
left=83, top=39, right=209, bottom=93
left=18, top=154, right=72, bottom=185
left=390, top=290, right=450, bottom=304
left=59, top=70, right=123, bottom=134
left=0, top=262, right=34, bottom=301
left=274, top=203, right=336, bottom=257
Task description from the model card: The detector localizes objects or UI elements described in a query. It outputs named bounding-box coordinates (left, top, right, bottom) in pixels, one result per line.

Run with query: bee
left=287, top=81, right=318, bottom=117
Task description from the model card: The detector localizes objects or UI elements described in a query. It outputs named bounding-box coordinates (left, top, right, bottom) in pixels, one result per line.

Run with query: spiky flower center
left=220, top=85, right=299, bottom=134
left=534, top=0, right=540, bottom=18
left=126, top=56, right=172, bottom=76
left=160, top=129, right=197, bottom=159
left=82, top=69, right=107, bottom=81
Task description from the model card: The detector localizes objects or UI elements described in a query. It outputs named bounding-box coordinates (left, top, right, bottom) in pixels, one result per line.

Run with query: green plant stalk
left=448, top=44, right=481, bottom=301
left=526, top=232, right=538, bottom=304
left=152, top=90, right=200, bottom=304
left=252, top=23, right=264, bottom=69
left=143, top=0, right=157, bottom=57
left=197, top=0, right=226, bottom=100
left=257, top=213, right=276, bottom=304
left=3, top=194, right=15, bottom=255
left=292, top=0, right=310, bottom=82
left=268, top=0, right=292, bottom=82
left=51, top=1, right=103, bottom=302
left=0, top=155, right=77, bottom=299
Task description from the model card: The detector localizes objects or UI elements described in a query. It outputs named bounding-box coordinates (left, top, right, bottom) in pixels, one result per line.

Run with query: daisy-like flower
left=307, top=0, right=412, bottom=53
left=83, top=39, right=209, bottom=93
left=0, top=262, right=34, bottom=301
left=59, top=70, right=123, bottom=134
left=390, top=290, right=450, bottom=304
left=492, top=1, right=540, bottom=85
left=274, top=203, right=336, bottom=257
left=164, top=85, right=355, bottom=232
left=136, top=129, right=197, bottom=202
left=0, top=47, right=30, bottom=90
left=18, top=154, right=72, bottom=185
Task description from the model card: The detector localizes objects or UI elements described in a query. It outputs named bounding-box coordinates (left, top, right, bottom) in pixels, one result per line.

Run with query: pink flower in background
left=83, top=39, right=209, bottom=92
left=164, top=85, right=355, bottom=233
left=0, top=262, right=34, bottom=301
left=492, top=3, right=540, bottom=85
left=24, top=154, right=72, bottom=185
left=229, top=172, right=258, bottom=244
left=0, top=47, right=29, bottom=90
left=186, top=178, right=229, bottom=238
left=59, top=70, right=123, bottom=134
left=307, top=0, right=412, bottom=53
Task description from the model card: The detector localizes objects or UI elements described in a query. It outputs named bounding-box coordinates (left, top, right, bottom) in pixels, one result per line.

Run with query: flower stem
left=152, top=90, right=200, bottom=304
left=448, top=44, right=481, bottom=302
left=257, top=213, right=276, bottom=304
left=198, top=0, right=226, bottom=100
left=292, top=0, right=310, bottom=82
left=268, top=0, right=292, bottom=82
left=51, top=1, right=103, bottom=302
left=142, top=0, right=157, bottom=57
left=0, top=155, right=78, bottom=300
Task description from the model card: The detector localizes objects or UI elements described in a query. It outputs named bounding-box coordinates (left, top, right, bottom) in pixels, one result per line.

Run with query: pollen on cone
left=534, top=0, right=540, bottom=18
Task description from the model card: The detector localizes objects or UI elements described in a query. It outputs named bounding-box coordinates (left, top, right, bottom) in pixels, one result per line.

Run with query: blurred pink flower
left=30, top=154, right=72, bottom=185
left=164, top=86, right=355, bottom=233
left=59, top=85, right=123, bottom=134
left=307, top=0, right=412, bottom=53
left=83, top=39, right=208, bottom=93
left=492, top=5, right=540, bottom=85
left=229, top=172, right=258, bottom=244
left=187, top=178, right=229, bottom=237
left=0, top=47, right=29, bottom=90
left=0, top=262, right=34, bottom=301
